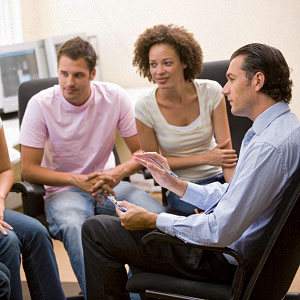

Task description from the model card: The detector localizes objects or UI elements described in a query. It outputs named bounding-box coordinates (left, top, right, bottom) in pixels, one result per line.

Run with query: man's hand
left=134, top=152, right=175, bottom=189
left=115, top=201, right=158, bottom=230
left=71, top=173, right=116, bottom=201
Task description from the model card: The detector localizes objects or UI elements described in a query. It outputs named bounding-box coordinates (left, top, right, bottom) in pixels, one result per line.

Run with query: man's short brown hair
left=57, top=37, right=97, bottom=73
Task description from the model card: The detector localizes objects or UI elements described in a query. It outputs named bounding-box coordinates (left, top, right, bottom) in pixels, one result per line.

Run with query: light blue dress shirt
left=157, top=102, right=300, bottom=264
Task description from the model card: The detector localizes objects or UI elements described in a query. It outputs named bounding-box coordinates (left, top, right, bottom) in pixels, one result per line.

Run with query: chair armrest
left=11, top=181, right=45, bottom=196
left=142, top=231, right=243, bottom=262
left=142, top=230, right=246, bottom=299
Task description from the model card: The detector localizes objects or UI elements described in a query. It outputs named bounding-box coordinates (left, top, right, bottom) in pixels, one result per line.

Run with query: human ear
left=90, top=68, right=96, bottom=80
left=254, top=72, right=265, bottom=92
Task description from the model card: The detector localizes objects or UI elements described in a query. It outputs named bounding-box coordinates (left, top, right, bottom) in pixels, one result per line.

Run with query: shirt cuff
left=156, top=213, right=180, bottom=236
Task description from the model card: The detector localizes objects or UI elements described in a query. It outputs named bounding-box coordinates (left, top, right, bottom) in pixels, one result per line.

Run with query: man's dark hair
left=57, top=37, right=97, bottom=73
left=231, top=43, right=292, bottom=103
left=133, top=24, right=203, bottom=82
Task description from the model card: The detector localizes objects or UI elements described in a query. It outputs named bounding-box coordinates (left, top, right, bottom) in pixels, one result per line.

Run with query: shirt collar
left=252, top=101, right=290, bottom=135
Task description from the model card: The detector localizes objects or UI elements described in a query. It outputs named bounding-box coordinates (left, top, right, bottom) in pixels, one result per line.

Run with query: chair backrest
left=241, top=164, right=300, bottom=299
left=18, top=77, right=59, bottom=126
left=197, top=60, right=253, bottom=155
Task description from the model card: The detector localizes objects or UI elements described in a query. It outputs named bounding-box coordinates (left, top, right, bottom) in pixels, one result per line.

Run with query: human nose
left=66, top=75, right=75, bottom=86
left=222, top=81, right=229, bottom=96
left=156, top=64, right=165, bottom=74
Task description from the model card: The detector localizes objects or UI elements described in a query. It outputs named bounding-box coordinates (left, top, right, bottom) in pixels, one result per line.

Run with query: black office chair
left=198, top=60, right=252, bottom=156
left=143, top=60, right=253, bottom=206
left=127, top=163, right=300, bottom=299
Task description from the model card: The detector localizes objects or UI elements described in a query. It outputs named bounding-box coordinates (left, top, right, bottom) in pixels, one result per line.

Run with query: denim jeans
left=167, top=174, right=225, bottom=216
left=45, top=180, right=165, bottom=298
left=0, top=262, right=10, bottom=300
left=0, top=209, right=65, bottom=300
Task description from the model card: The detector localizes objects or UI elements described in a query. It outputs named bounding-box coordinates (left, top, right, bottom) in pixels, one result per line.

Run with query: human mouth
left=156, top=78, right=168, bottom=84
left=65, top=88, right=78, bottom=93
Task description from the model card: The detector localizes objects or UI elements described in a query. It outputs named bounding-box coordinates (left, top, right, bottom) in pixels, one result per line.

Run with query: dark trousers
left=82, top=215, right=235, bottom=300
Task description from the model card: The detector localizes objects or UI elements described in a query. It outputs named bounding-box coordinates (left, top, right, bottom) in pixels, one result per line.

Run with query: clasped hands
left=74, top=170, right=121, bottom=203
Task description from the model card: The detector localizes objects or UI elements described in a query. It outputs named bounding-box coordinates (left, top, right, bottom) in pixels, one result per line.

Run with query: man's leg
left=3, top=209, right=65, bottom=300
left=45, top=187, right=95, bottom=295
left=113, top=181, right=166, bottom=213
left=0, top=262, right=10, bottom=299
left=82, top=215, right=151, bottom=300
left=82, top=215, right=235, bottom=300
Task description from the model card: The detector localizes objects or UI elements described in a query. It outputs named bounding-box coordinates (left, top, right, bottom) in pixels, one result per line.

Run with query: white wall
left=21, top=0, right=300, bottom=116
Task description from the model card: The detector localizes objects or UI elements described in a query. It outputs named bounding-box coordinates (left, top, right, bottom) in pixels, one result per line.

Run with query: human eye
left=149, top=62, right=157, bottom=68
left=164, top=61, right=172, bottom=66
left=60, top=71, right=68, bottom=77
left=75, top=73, right=84, bottom=78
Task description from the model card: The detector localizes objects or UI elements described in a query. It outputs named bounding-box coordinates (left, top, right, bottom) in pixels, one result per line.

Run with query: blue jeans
left=167, top=174, right=225, bottom=216
left=0, top=262, right=10, bottom=299
left=45, top=181, right=165, bottom=298
left=0, top=209, right=65, bottom=300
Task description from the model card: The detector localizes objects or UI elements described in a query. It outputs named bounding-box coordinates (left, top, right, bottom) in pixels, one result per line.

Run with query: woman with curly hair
left=133, top=24, right=237, bottom=215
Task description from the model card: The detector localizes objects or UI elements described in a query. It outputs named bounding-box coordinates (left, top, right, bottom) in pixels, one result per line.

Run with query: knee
left=82, top=215, right=117, bottom=242
left=0, top=231, right=20, bottom=254
left=28, top=221, right=51, bottom=243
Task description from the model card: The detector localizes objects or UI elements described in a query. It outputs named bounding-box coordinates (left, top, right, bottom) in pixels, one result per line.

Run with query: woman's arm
left=0, top=127, right=14, bottom=226
left=136, top=119, right=160, bottom=153
left=136, top=112, right=237, bottom=178
left=0, top=127, right=14, bottom=204
left=212, top=97, right=236, bottom=182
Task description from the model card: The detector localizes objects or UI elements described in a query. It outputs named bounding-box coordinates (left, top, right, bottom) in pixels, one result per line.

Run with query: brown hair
left=133, top=24, right=203, bottom=82
left=57, top=36, right=97, bottom=73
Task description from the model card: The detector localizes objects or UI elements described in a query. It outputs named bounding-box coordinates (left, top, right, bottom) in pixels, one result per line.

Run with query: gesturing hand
left=134, top=152, right=176, bottom=190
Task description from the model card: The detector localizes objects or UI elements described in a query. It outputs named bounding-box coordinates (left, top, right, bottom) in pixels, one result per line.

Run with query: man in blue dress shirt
left=81, top=43, right=300, bottom=299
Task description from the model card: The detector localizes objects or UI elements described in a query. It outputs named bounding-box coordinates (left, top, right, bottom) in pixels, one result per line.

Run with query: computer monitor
left=44, top=33, right=101, bottom=80
left=0, top=40, right=49, bottom=113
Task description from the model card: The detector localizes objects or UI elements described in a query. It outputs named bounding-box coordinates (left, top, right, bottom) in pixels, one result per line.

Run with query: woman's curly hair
left=133, top=24, right=203, bottom=82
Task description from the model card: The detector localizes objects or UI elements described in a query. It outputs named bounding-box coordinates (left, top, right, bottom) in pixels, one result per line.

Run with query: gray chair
left=126, top=163, right=300, bottom=299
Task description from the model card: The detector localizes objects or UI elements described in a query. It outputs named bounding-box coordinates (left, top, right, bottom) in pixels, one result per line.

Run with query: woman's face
left=149, top=43, right=186, bottom=89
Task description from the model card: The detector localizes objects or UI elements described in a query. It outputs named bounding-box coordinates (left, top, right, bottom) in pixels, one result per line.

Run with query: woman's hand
left=205, top=139, right=237, bottom=167
left=0, top=203, right=13, bottom=235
